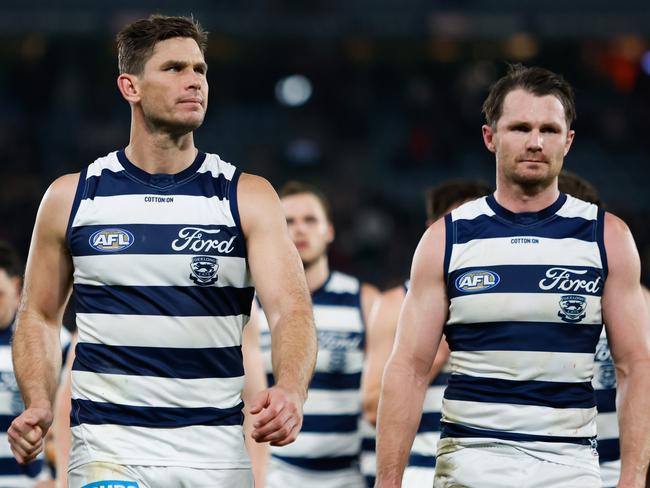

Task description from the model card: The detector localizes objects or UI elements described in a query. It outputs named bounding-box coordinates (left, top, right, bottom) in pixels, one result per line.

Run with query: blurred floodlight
left=642, top=52, right=650, bottom=76
left=275, top=75, right=312, bottom=107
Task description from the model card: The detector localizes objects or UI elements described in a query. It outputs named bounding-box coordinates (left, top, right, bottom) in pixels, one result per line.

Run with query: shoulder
left=237, top=172, right=277, bottom=198
left=381, top=285, right=407, bottom=307
left=603, top=211, right=639, bottom=274
left=41, top=173, right=81, bottom=217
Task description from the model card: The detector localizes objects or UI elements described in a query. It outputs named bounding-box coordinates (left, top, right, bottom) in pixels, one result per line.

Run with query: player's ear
left=117, top=73, right=141, bottom=104
left=326, top=223, right=335, bottom=244
left=482, top=124, right=496, bottom=153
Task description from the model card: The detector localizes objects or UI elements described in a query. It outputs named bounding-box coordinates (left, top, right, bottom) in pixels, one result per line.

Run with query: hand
left=248, top=385, right=305, bottom=446
left=8, top=407, right=53, bottom=464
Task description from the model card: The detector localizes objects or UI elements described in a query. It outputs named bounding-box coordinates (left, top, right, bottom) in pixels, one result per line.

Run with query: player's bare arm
left=362, top=285, right=450, bottom=427
left=601, top=212, right=650, bottom=488
left=8, top=173, right=78, bottom=464
left=375, top=218, right=449, bottom=488
left=238, top=173, right=317, bottom=447
left=361, top=286, right=404, bottom=426
left=241, top=302, right=269, bottom=485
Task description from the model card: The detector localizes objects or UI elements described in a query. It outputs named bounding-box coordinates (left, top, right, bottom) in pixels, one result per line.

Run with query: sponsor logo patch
left=190, top=256, right=219, bottom=286
left=455, top=270, right=500, bottom=293
left=558, top=294, right=587, bottom=323
left=89, top=228, right=134, bottom=252
left=539, top=267, right=601, bottom=294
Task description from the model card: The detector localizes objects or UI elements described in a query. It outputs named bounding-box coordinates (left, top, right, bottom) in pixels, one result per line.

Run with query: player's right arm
left=8, top=174, right=78, bottom=464
left=237, top=173, right=317, bottom=447
left=375, top=218, right=449, bottom=488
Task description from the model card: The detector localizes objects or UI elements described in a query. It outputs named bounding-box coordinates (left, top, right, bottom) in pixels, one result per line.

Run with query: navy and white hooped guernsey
left=67, top=150, right=254, bottom=469
left=442, top=193, right=606, bottom=447
left=259, top=271, right=365, bottom=472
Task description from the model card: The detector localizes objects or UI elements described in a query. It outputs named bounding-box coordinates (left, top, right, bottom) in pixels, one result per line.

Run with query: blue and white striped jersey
left=593, top=329, right=619, bottom=487
left=442, top=193, right=606, bottom=447
left=259, top=271, right=365, bottom=472
left=0, top=318, right=71, bottom=486
left=67, top=149, right=254, bottom=469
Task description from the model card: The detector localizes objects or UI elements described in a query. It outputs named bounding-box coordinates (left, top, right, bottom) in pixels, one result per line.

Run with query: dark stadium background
left=1, top=0, right=649, bottom=292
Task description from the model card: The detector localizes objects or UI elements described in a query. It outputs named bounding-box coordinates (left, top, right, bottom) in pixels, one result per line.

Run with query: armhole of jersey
left=443, top=213, right=454, bottom=286
left=357, top=282, right=366, bottom=333
left=228, top=169, right=247, bottom=259
left=65, top=168, right=88, bottom=247
left=596, top=208, right=608, bottom=280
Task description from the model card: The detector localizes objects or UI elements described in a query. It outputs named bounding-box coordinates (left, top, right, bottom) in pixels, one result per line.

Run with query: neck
left=304, top=255, right=329, bottom=292
left=126, top=112, right=198, bottom=174
left=494, top=177, right=560, bottom=213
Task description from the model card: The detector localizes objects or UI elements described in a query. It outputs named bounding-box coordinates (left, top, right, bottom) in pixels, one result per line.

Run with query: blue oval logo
left=89, top=228, right=135, bottom=252
left=455, top=270, right=500, bottom=293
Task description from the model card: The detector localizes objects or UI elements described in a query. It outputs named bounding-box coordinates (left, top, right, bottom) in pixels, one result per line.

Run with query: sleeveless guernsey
left=67, top=149, right=254, bottom=469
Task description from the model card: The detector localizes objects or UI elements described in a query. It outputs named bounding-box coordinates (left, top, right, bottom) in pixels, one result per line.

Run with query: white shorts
left=402, top=465, right=435, bottom=488
left=68, top=461, right=254, bottom=488
left=599, top=460, right=620, bottom=487
left=266, top=457, right=365, bottom=488
left=433, top=438, right=601, bottom=488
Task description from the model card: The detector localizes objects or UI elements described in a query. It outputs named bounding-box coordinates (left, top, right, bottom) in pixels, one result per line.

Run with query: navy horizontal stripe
left=440, top=421, right=595, bottom=445
left=0, top=457, right=43, bottom=477
left=597, top=438, right=620, bottom=463
left=313, top=291, right=360, bottom=308
left=0, top=414, right=14, bottom=432
left=70, top=399, right=244, bottom=428
left=310, top=372, right=362, bottom=390
left=408, top=453, right=436, bottom=468
left=272, top=454, right=358, bottom=471
left=431, top=372, right=451, bottom=387
left=448, top=264, right=604, bottom=298
left=417, top=412, right=442, bottom=433
left=74, top=284, right=254, bottom=317
left=302, top=414, right=360, bottom=433
left=444, top=322, right=602, bottom=353
left=73, top=343, right=243, bottom=379
left=84, top=168, right=232, bottom=200
left=361, top=437, right=376, bottom=451
left=70, top=223, right=245, bottom=257
left=444, top=374, right=595, bottom=409
left=595, top=388, right=617, bottom=413
left=454, top=214, right=596, bottom=244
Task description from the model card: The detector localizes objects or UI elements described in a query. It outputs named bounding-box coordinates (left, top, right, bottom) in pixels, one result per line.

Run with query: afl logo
left=89, top=228, right=135, bottom=252
left=455, top=270, right=500, bottom=293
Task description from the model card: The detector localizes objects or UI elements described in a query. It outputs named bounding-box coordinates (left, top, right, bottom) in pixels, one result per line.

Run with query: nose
left=526, top=129, right=543, bottom=151
left=185, top=71, right=202, bottom=91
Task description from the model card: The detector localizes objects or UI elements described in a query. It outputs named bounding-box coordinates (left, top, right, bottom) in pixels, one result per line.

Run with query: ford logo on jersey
left=455, top=270, right=500, bottom=293
left=89, top=228, right=135, bottom=252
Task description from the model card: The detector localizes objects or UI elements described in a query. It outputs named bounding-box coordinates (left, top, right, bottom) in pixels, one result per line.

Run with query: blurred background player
left=0, top=241, right=70, bottom=487
left=360, top=180, right=491, bottom=488
left=256, top=181, right=379, bottom=487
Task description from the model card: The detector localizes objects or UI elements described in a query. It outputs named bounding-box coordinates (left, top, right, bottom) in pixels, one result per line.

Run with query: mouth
left=178, top=98, right=203, bottom=107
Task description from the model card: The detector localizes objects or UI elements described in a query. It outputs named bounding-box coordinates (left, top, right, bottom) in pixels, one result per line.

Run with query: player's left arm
left=237, top=173, right=317, bottom=447
left=601, top=212, right=650, bottom=488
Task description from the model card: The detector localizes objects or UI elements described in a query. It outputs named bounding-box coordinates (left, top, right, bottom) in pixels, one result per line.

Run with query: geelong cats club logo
left=190, top=256, right=219, bottom=286
left=558, top=295, right=587, bottom=323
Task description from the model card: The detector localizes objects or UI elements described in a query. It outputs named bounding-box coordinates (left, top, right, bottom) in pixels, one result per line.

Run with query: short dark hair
left=558, top=170, right=603, bottom=207
left=482, top=64, right=576, bottom=128
left=426, top=180, right=493, bottom=221
left=0, top=241, right=23, bottom=278
left=279, top=181, right=333, bottom=224
left=116, top=14, right=208, bottom=75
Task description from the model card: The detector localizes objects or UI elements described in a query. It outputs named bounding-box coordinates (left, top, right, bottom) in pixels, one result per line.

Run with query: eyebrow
left=161, top=60, right=208, bottom=72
